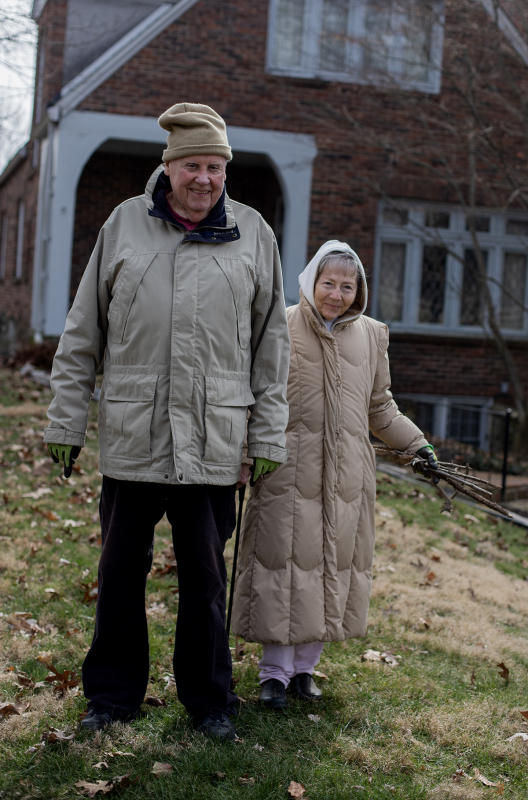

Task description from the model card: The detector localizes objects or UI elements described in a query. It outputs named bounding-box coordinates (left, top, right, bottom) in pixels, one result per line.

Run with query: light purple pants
left=259, top=642, right=325, bottom=687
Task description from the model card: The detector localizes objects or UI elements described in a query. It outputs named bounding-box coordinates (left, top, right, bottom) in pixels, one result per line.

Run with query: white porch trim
left=46, top=2, right=201, bottom=120
left=32, top=110, right=316, bottom=336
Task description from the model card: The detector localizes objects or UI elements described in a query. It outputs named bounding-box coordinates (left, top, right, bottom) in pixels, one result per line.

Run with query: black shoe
left=80, top=706, right=139, bottom=731
left=194, top=711, right=236, bottom=741
left=259, top=678, right=287, bottom=710
left=289, top=673, right=322, bottom=700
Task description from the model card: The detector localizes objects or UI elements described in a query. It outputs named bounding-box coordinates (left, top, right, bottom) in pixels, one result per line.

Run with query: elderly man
left=44, top=102, right=290, bottom=740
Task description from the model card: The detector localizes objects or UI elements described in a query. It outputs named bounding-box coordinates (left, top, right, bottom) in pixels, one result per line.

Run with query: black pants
left=81, top=477, right=238, bottom=720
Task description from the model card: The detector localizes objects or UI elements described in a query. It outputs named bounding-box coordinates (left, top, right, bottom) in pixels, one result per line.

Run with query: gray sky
left=0, top=0, right=36, bottom=172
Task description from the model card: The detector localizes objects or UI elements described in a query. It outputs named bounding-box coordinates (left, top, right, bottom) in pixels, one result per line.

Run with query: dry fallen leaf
left=420, top=570, right=438, bottom=587
left=144, top=695, right=166, bottom=707
left=307, top=714, right=320, bottom=723
left=362, top=649, right=382, bottom=662
left=497, top=662, right=510, bottom=682
left=520, top=710, right=528, bottom=720
left=381, top=652, right=400, bottom=667
left=151, top=762, right=173, bottom=776
left=42, top=727, right=75, bottom=744
left=81, top=580, right=99, bottom=604
left=506, top=732, right=528, bottom=742
left=473, top=767, right=503, bottom=788
left=22, top=487, right=52, bottom=499
left=75, top=780, right=115, bottom=797
left=238, top=776, right=255, bottom=785
left=288, top=780, right=306, bottom=798
left=26, top=742, right=46, bottom=754
left=0, top=702, right=23, bottom=717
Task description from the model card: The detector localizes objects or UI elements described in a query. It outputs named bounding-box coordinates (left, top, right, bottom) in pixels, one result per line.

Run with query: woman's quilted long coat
left=231, top=242, right=428, bottom=645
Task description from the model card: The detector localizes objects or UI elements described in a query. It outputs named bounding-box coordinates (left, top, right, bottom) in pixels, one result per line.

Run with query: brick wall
left=388, top=333, right=528, bottom=401
left=0, top=151, right=39, bottom=356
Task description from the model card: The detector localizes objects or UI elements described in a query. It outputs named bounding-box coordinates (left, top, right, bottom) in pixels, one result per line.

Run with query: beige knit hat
left=158, top=102, right=232, bottom=163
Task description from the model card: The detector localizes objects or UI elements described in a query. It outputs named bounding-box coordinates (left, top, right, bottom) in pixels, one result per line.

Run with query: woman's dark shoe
left=259, top=678, right=287, bottom=710
left=289, top=672, right=322, bottom=700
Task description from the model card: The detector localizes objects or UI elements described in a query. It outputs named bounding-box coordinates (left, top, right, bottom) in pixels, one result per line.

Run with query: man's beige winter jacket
left=44, top=166, right=290, bottom=485
left=232, top=241, right=428, bottom=644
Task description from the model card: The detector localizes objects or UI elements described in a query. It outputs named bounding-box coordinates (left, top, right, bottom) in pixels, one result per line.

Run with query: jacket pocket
left=107, top=254, right=157, bottom=344
left=212, top=257, right=254, bottom=350
left=204, top=376, right=255, bottom=464
left=102, top=373, right=158, bottom=461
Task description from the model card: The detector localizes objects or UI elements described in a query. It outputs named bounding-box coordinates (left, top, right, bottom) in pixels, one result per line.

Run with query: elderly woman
left=231, top=240, right=437, bottom=709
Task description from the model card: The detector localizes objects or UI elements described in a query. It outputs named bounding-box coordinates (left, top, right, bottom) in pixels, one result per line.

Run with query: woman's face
left=313, top=262, right=358, bottom=321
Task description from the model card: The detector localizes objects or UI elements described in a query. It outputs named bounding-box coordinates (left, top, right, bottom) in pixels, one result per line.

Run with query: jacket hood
left=298, top=239, right=368, bottom=328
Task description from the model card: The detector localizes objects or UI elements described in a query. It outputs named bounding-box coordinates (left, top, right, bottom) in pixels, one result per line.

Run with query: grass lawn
left=1, top=367, right=527, bottom=799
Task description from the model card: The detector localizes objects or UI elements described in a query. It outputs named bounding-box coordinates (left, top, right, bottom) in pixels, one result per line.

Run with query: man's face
left=163, top=155, right=227, bottom=222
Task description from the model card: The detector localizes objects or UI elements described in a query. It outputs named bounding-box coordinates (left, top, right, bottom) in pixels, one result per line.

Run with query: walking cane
left=226, top=483, right=246, bottom=637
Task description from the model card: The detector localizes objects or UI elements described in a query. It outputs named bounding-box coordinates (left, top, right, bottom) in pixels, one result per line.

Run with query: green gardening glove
left=413, top=444, right=439, bottom=483
left=251, top=457, right=280, bottom=484
left=47, top=444, right=81, bottom=478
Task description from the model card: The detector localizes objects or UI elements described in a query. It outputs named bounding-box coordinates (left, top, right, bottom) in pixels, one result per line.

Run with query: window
left=15, top=200, right=25, bottom=281
left=419, top=245, right=446, bottom=323
left=0, top=215, right=7, bottom=280
left=447, top=405, right=481, bottom=446
left=396, top=394, right=492, bottom=450
left=267, top=0, right=444, bottom=93
left=460, top=248, right=486, bottom=326
left=374, top=203, right=528, bottom=336
left=501, top=252, right=527, bottom=330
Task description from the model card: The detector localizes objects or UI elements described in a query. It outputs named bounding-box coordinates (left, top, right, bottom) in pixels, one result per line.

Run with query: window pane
left=378, top=241, right=405, bottom=321
left=415, top=401, right=434, bottom=437
left=448, top=405, right=480, bottom=446
left=425, top=210, right=449, bottom=228
left=382, top=207, right=409, bottom=226
left=320, top=0, right=348, bottom=71
left=419, top=245, right=446, bottom=323
left=500, top=252, right=526, bottom=329
left=465, top=215, right=490, bottom=233
left=506, top=218, right=528, bottom=236
left=270, top=0, right=306, bottom=69
left=460, top=248, right=487, bottom=326
left=396, top=398, right=434, bottom=436
left=363, top=0, right=436, bottom=83
left=398, top=0, right=434, bottom=83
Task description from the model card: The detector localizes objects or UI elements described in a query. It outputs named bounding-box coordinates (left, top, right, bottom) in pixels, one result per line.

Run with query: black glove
left=412, top=445, right=439, bottom=483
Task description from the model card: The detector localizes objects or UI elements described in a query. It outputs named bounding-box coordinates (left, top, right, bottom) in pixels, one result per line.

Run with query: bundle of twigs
left=373, top=444, right=512, bottom=517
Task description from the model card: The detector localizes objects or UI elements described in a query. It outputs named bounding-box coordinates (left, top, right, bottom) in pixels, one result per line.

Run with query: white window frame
left=395, top=393, right=494, bottom=450
left=373, top=201, right=528, bottom=338
left=0, top=215, right=7, bottom=280
left=266, top=0, right=444, bottom=94
left=15, top=200, right=25, bottom=281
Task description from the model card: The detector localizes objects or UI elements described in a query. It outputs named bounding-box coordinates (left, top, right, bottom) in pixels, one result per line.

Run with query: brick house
left=0, top=0, right=527, bottom=450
